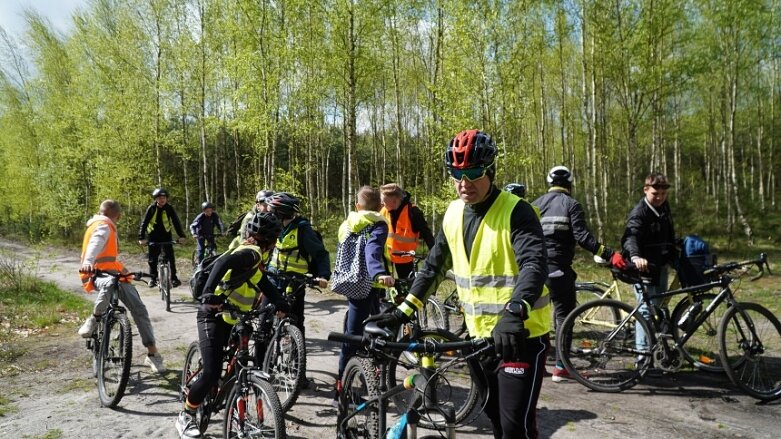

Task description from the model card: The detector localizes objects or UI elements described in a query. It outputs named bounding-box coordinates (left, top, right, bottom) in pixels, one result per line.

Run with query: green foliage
left=0, top=0, right=779, bottom=246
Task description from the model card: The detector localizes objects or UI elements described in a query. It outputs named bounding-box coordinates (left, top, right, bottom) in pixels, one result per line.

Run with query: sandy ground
left=0, top=237, right=778, bottom=438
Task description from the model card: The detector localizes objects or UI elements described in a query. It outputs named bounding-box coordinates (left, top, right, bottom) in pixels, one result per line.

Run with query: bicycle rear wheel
left=338, top=357, right=380, bottom=439
left=224, top=373, right=286, bottom=438
left=670, top=293, right=728, bottom=372
left=97, top=312, right=133, bottom=408
left=558, top=299, right=652, bottom=392
left=442, top=289, right=467, bottom=338
left=262, top=322, right=306, bottom=412
left=386, top=329, right=481, bottom=427
left=719, top=302, right=781, bottom=400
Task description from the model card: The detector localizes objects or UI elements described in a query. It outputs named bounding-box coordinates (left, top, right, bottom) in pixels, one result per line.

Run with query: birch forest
left=0, top=0, right=778, bottom=247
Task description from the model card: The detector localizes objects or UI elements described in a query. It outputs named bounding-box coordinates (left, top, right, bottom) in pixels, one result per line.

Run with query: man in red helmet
left=369, top=129, right=550, bottom=438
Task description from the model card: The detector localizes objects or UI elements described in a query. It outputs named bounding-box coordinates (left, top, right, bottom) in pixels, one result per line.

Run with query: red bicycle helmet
left=445, top=130, right=497, bottom=169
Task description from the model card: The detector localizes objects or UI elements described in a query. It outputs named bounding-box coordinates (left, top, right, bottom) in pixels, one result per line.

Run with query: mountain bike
left=573, top=254, right=772, bottom=373
left=83, top=269, right=152, bottom=408
left=440, top=273, right=467, bottom=338
left=388, top=251, right=447, bottom=332
left=147, top=241, right=176, bottom=311
left=260, top=272, right=319, bottom=412
left=180, top=303, right=286, bottom=438
left=192, top=236, right=219, bottom=268
left=328, top=322, right=492, bottom=439
left=557, top=253, right=781, bottom=400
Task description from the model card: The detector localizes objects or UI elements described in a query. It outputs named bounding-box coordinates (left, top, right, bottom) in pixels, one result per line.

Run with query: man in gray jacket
left=532, top=166, right=614, bottom=382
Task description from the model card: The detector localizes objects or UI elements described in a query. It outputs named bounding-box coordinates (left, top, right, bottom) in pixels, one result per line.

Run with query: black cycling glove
left=492, top=307, right=529, bottom=362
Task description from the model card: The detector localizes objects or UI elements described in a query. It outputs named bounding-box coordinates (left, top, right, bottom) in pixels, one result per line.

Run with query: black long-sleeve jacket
left=138, top=203, right=186, bottom=242
left=532, top=188, right=604, bottom=268
left=621, top=197, right=676, bottom=279
left=408, top=186, right=548, bottom=309
left=203, top=247, right=284, bottom=307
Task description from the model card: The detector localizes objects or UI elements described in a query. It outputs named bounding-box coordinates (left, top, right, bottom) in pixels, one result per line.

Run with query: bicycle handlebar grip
left=327, top=332, right=364, bottom=345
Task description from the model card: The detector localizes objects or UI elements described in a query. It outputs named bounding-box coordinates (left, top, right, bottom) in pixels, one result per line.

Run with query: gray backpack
left=330, top=225, right=375, bottom=300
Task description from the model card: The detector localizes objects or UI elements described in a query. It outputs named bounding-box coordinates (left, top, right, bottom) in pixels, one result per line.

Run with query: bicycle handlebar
left=703, top=253, right=770, bottom=281
left=145, top=241, right=178, bottom=246
left=328, top=323, right=491, bottom=354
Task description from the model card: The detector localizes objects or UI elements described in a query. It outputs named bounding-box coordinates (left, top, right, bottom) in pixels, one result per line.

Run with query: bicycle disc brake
left=652, top=343, right=683, bottom=372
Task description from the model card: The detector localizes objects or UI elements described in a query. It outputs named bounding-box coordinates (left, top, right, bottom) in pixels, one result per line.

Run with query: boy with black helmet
left=189, top=201, right=225, bottom=264
left=138, top=188, right=187, bottom=287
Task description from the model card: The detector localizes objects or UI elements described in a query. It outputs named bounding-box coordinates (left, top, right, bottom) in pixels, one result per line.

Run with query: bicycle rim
left=558, top=299, right=649, bottom=392
left=262, top=323, right=306, bottom=412
left=339, top=357, right=380, bottom=439
left=224, top=375, right=286, bottom=438
left=97, top=313, right=133, bottom=407
left=159, top=264, right=171, bottom=311
left=386, top=330, right=480, bottom=427
left=671, top=293, right=726, bottom=372
left=443, top=290, right=467, bottom=338
left=719, top=302, right=781, bottom=400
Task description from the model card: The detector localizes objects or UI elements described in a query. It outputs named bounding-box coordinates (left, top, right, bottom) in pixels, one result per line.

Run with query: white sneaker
left=78, top=316, right=97, bottom=338
left=175, top=411, right=201, bottom=438
left=145, top=353, right=167, bottom=373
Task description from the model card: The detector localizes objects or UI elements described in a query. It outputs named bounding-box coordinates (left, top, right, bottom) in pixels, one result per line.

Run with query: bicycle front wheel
left=224, top=374, right=286, bottom=439
left=418, top=296, right=447, bottom=331
left=97, top=312, right=133, bottom=407
left=670, top=293, right=728, bottom=372
left=181, top=341, right=211, bottom=433
left=159, top=263, right=171, bottom=311
left=719, top=302, right=781, bottom=400
left=386, top=329, right=481, bottom=427
left=558, top=299, right=652, bottom=392
left=338, top=357, right=380, bottom=439
left=262, top=323, right=306, bottom=412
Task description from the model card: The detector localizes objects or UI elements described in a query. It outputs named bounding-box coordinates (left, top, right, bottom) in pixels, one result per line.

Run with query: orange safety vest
left=381, top=204, right=419, bottom=264
left=80, top=219, right=129, bottom=292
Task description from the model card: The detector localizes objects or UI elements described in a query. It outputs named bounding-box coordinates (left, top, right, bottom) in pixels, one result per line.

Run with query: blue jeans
left=634, top=266, right=669, bottom=354
left=337, top=288, right=381, bottom=378
left=195, top=235, right=216, bottom=263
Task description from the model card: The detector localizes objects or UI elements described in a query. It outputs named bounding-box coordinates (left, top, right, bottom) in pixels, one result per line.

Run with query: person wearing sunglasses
left=620, top=171, right=676, bottom=365
left=367, top=129, right=550, bottom=439
left=531, top=165, right=618, bottom=383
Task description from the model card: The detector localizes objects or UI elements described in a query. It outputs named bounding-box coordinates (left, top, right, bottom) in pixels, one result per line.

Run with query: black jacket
left=621, top=197, right=676, bottom=279
left=532, top=188, right=603, bottom=268
left=138, top=203, right=186, bottom=242
left=409, top=186, right=548, bottom=309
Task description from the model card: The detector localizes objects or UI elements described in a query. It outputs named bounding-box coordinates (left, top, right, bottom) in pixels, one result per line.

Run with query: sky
left=0, top=0, right=86, bottom=37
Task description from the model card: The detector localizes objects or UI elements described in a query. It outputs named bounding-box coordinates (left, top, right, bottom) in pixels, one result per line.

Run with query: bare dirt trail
left=0, top=237, right=778, bottom=439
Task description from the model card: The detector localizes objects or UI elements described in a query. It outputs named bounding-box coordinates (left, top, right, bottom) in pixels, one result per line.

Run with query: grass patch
left=23, top=429, right=63, bottom=439
left=0, top=394, right=18, bottom=417
left=61, top=377, right=94, bottom=393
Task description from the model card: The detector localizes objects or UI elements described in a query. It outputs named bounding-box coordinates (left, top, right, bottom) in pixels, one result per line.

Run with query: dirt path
left=0, top=238, right=778, bottom=439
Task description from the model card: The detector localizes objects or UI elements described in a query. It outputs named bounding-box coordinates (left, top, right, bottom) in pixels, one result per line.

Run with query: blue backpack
left=677, top=235, right=715, bottom=287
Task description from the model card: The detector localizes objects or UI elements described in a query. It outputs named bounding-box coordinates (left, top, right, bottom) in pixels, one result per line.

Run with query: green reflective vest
left=146, top=208, right=172, bottom=235
left=269, top=228, right=309, bottom=275
left=215, top=244, right=263, bottom=324
left=442, top=191, right=551, bottom=338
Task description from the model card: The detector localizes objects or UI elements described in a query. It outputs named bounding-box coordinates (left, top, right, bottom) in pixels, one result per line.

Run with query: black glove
left=599, top=246, right=615, bottom=260
left=492, top=306, right=529, bottom=362
left=364, top=307, right=412, bottom=333
left=201, top=293, right=224, bottom=305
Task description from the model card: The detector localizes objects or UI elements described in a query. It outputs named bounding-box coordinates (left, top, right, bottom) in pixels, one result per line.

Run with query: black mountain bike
left=84, top=269, right=152, bottom=408
left=147, top=241, right=176, bottom=311
left=192, top=236, right=219, bottom=268
left=329, top=322, right=491, bottom=439
left=557, top=253, right=781, bottom=400
left=260, top=272, right=319, bottom=412
left=180, top=303, right=286, bottom=438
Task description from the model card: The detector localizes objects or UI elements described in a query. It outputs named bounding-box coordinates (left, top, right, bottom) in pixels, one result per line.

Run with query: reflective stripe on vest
left=146, top=208, right=172, bottom=235
left=442, top=191, right=551, bottom=338
left=268, top=228, right=309, bottom=274
left=215, top=244, right=263, bottom=324
left=80, top=219, right=128, bottom=292
left=381, top=204, right=419, bottom=264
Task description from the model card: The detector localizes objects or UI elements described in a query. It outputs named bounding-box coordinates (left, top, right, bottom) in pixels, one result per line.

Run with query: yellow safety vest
left=269, top=227, right=309, bottom=275
left=215, top=244, right=263, bottom=324
left=146, top=207, right=172, bottom=234
left=442, top=191, right=551, bottom=338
